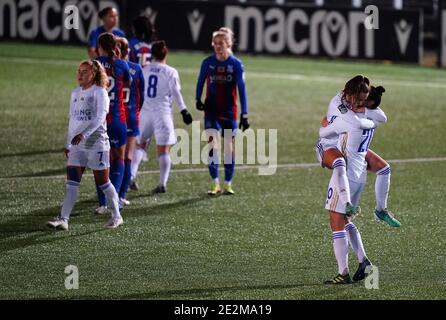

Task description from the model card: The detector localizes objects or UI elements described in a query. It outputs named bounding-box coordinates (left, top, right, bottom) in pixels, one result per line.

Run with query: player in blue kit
left=87, top=7, right=126, bottom=59
left=115, top=37, right=145, bottom=206
left=95, top=33, right=131, bottom=214
left=196, top=27, right=250, bottom=195
left=128, top=15, right=156, bottom=68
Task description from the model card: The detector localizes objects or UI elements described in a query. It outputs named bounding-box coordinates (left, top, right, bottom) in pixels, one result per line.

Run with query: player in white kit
left=47, top=60, right=123, bottom=230
left=319, top=97, right=379, bottom=284
left=315, top=77, right=400, bottom=227
left=131, top=40, right=193, bottom=193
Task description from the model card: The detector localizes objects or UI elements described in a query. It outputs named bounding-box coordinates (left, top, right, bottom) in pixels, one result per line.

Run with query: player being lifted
left=95, top=33, right=131, bottom=214
left=47, top=60, right=123, bottom=230
left=195, top=27, right=250, bottom=195
left=115, top=37, right=145, bottom=206
left=319, top=86, right=379, bottom=284
left=131, top=40, right=193, bottom=193
left=315, top=76, right=400, bottom=227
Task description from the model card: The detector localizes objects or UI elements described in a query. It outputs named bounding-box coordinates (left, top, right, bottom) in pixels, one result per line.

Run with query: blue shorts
left=204, top=115, right=237, bottom=137
left=107, top=123, right=127, bottom=148
left=127, top=126, right=140, bottom=137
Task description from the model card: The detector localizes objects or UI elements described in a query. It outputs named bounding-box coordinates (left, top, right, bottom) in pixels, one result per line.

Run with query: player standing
left=131, top=40, right=193, bottom=193
left=95, top=33, right=131, bottom=213
left=46, top=60, right=123, bottom=230
left=195, top=27, right=250, bottom=195
left=115, top=37, right=145, bottom=206
left=87, top=7, right=126, bottom=59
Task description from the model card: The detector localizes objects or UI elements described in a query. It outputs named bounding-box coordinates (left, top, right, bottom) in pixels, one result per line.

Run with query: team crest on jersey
left=338, top=104, right=348, bottom=114
left=217, top=66, right=225, bottom=73
left=227, top=65, right=234, bottom=73
left=86, top=96, right=95, bottom=107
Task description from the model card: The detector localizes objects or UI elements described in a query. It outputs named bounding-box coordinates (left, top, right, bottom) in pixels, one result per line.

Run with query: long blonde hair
left=212, top=27, right=234, bottom=54
left=79, top=59, right=109, bottom=88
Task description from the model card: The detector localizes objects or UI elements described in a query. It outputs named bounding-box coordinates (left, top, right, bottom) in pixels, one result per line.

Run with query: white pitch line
left=0, top=156, right=445, bottom=181
left=2, top=56, right=446, bottom=89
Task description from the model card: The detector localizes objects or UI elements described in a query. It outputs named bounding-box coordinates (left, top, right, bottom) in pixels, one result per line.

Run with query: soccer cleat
left=46, top=217, right=69, bottom=231
left=119, top=198, right=130, bottom=207
left=353, top=258, right=372, bottom=282
left=374, top=209, right=401, bottom=227
left=207, top=182, right=221, bottom=195
left=129, top=179, right=139, bottom=191
left=152, top=185, right=166, bottom=194
left=94, top=206, right=108, bottom=215
left=105, top=216, right=124, bottom=229
left=222, top=184, right=235, bottom=195
left=345, top=203, right=361, bottom=217
left=324, top=273, right=353, bottom=285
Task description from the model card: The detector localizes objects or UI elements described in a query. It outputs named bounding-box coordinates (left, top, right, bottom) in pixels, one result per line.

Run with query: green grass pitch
left=0, top=43, right=445, bottom=299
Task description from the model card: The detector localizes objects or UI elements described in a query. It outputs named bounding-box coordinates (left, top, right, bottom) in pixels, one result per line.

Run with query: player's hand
left=64, top=149, right=70, bottom=159
left=239, top=114, right=250, bottom=131
left=71, top=134, right=84, bottom=145
left=321, top=116, right=329, bottom=127
left=196, top=99, right=205, bottom=111
left=181, top=109, right=193, bottom=125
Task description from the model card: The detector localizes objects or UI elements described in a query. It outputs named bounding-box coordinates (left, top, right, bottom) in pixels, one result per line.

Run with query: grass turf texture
left=0, top=43, right=445, bottom=299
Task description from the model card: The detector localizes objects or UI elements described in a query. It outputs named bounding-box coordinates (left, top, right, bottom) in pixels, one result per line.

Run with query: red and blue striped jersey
left=87, top=26, right=126, bottom=49
left=196, top=55, right=247, bottom=121
left=96, top=56, right=131, bottom=125
left=124, top=61, right=145, bottom=127
left=128, top=37, right=152, bottom=68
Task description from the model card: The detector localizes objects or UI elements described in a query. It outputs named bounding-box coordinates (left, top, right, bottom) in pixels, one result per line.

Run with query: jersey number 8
left=147, top=75, right=158, bottom=98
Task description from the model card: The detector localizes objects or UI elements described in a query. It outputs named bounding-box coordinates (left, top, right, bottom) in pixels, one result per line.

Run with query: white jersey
left=319, top=92, right=387, bottom=150
left=67, top=85, right=110, bottom=151
left=319, top=112, right=376, bottom=183
left=141, top=62, right=187, bottom=115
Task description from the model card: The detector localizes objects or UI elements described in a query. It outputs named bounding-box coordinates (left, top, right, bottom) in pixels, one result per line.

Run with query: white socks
left=345, top=223, right=367, bottom=263
left=158, top=153, right=171, bottom=187
left=375, top=165, right=391, bottom=210
left=131, top=146, right=146, bottom=181
left=332, top=158, right=351, bottom=205
left=61, top=180, right=80, bottom=222
left=99, top=181, right=121, bottom=220
left=332, top=230, right=349, bottom=275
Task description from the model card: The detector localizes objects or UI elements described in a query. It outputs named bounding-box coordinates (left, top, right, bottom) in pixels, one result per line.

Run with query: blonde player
left=319, top=101, right=379, bottom=284
left=47, top=60, right=123, bottom=230
left=131, top=40, right=193, bottom=193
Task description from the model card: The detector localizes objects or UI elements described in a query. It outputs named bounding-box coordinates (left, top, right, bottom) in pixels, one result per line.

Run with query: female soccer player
left=195, top=27, right=249, bottom=195
left=316, top=80, right=400, bottom=227
left=131, top=40, right=193, bottom=193
left=46, top=60, right=123, bottom=230
left=87, top=7, right=126, bottom=59
left=95, top=33, right=131, bottom=214
left=128, top=15, right=157, bottom=68
left=115, top=37, right=145, bottom=205
left=127, top=15, right=157, bottom=191
left=319, top=100, right=378, bottom=284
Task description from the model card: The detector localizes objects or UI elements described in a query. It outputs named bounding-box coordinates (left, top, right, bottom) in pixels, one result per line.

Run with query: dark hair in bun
left=367, top=85, right=386, bottom=109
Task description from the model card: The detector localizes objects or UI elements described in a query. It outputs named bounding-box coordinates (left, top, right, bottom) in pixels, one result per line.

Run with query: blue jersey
left=196, top=55, right=247, bottom=121
left=96, top=56, right=131, bottom=125
left=128, top=37, right=152, bottom=67
left=88, top=26, right=126, bottom=48
left=124, top=61, right=145, bottom=131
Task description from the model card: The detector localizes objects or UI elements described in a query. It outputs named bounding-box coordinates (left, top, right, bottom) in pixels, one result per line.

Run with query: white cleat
left=105, top=216, right=124, bottom=229
left=94, top=206, right=108, bottom=215
left=119, top=198, right=130, bottom=207
left=47, top=217, right=69, bottom=231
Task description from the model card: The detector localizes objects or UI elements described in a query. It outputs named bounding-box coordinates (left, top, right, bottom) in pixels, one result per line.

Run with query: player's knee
left=377, top=164, right=391, bottom=175
left=67, top=167, right=81, bottom=183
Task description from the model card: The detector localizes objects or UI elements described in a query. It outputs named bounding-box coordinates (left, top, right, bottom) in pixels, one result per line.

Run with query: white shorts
left=67, top=148, right=110, bottom=171
left=325, top=175, right=365, bottom=214
left=138, top=111, right=176, bottom=146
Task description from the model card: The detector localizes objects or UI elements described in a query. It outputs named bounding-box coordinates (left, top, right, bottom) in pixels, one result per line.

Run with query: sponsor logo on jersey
left=338, top=104, right=348, bottom=114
